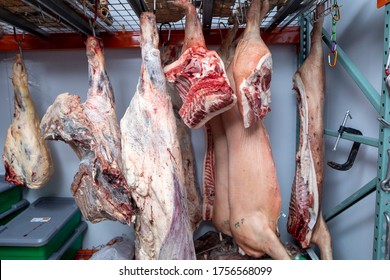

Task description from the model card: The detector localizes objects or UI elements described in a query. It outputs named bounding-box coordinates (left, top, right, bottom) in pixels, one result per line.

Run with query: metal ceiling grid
left=0, top=0, right=309, bottom=36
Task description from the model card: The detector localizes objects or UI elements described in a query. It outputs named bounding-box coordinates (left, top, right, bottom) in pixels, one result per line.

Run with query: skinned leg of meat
left=120, top=13, right=195, bottom=260
left=164, top=0, right=236, bottom=129
left=206, top=23, right=242, bottom=236
left=207, top=116, right=231, bottom=236
left=232, top=0, right=272, bottom=128
left=162, top=45, right=202, bottom=232
left=201, top=120, right=229, bottom=234
left=41, top=37, right=134, bottom=224
left=287, top=6, right=332, bottom=260
left=2, top=54, right=53, bottom=189
left=221, top=103, right=290, bottom=260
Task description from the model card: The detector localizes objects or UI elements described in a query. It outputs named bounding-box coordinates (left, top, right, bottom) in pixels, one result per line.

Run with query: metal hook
left=218, top=21, right=227, bottom=42
left=235, top=14, right=241, bottom=26
left=13, top=27, right=25, bottom=59
left=159, top=22, right=171, bottom=51
left=331, top=3, right=340, bottom=21
left=381, top=150, right=390, bottom=193
left=89, top=18, right=96, bottom=37
left=378, top=117, right=390, bottom=127
left=385, top=47, right=390, bottom=76
left=328, top=50, right=338, bottom=67
left=239, top=1, right=244, bottom=24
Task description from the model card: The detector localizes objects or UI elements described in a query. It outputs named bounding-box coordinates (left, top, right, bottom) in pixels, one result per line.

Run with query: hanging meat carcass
left=232, top=0, right=273, bottom=128
left=120, top=12, right=195, bottom=260
left=161, top=45, right=202, bottom=232
left=221, top=0, right=290, bottom=260
left=164, top=0, right=236, bottom=129
left=2, top=54, right=53, bottom=189
left=287, top=5, right=333, bottom=260
left=208, top=23, right=241, bottom=235
left=41, top=37, right=134, bottom=224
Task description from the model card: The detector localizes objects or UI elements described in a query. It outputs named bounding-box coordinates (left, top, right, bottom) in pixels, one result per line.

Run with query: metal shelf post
left=373, top=2, right=390, bottom=260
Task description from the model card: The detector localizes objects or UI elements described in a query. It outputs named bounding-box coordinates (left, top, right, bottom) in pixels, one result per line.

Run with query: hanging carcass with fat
left=287, top=4, right=333, bottom=260
left=3, top=54, right=53, bottom=189
left=120, top=12, right=196, bottom=260
left=221, top=0, right=290, bottom=259
left=161, top=44, right=202, bottom=232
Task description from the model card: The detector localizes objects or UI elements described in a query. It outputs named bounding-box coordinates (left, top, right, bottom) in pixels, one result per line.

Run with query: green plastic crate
left=0, top=197, right=83, bottom=260
left=0, top=175, right=22, bottom=215
left=0, top=199, right=29, bottom=226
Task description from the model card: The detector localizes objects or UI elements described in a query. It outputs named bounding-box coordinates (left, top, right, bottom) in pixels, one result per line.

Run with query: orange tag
left=377, top=0, right=390, bottom=8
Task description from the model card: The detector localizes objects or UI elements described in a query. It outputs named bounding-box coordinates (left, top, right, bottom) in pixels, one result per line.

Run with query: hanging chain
left=328, top=0, right=340, bottom=67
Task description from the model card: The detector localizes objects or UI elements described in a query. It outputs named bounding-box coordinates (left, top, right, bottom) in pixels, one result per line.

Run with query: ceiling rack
left=0, top=0, right=326, bottom=51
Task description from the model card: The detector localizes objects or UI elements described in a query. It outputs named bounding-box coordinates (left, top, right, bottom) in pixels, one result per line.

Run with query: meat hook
left=159, top=22, right=171, bottom=51
left=327, top=126, right=362, bottom=171
left=218, top=21, right=227, bottom=42
left=89, top=18, right=96, bottom=37
left=13, top=27, right=25, bottom=60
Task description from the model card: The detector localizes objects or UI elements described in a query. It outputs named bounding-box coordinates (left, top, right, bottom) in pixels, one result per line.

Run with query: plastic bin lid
left=0, top=197, right=80, bottom=247
left=0, top=175, right=20, bottom=193
left=0, top=199, right=29, bottom=220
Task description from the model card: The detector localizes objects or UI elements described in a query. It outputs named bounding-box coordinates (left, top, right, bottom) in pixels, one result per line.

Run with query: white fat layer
left=239, top=53, right=272, bottom=128
left=294, top=74, right=319, bottom=232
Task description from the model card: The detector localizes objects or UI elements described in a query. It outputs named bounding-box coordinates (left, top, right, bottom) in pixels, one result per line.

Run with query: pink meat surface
left=164, top=0, right=236, bottom=129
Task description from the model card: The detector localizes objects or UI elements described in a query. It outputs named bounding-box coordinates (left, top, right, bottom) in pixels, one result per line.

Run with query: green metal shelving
left=373, top=2, right=390, bottom=260
left=299, top=2, right=390, bottom=260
